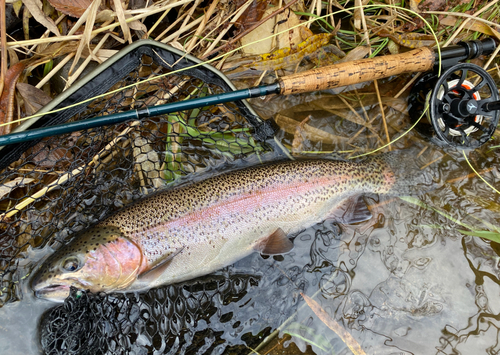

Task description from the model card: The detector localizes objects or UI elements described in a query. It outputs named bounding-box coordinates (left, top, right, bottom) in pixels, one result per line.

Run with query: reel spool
left=408, top=63, right=500, bottom=149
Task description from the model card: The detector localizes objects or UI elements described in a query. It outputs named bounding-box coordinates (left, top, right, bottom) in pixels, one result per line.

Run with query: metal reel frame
left=429, top=63, right=499, bottom=149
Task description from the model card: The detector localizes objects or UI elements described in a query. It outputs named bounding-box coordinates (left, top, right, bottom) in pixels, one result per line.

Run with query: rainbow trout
left=32, top=150, right=431, bottom=301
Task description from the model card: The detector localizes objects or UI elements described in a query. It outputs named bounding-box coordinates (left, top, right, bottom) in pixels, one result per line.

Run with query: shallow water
left=2, top=78, right=500, bottom=354
left=4, top=148, right=500, bottom=354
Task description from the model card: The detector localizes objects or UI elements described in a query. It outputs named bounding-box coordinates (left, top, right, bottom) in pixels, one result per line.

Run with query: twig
left=0, top=0, right=7, bottom=96
left=201, top=0, right=299, bottom=59
left=177, top=0, right=203, bottom=47
left=374, top=79, right=390, bottom=150
left=0, top=118, right=142, bottom=221
left=0, top=164, right=87, bottom=220
left=421, top=154, right=444, bottom=170
left=64, top=32, right=112, bottom=90
left=160, top=16, right=204, bottom=44
left=147, top=7, right=173, bottom=37
left=357, top=0, right=391, bottom=150
left=394, top=73, right=420, bottom=99
left=155, top=11, right=189, bottom=41
left=185, top=0, right=220, bottom=53
left=201, top=0, right=254, bottom=57
left=68, top=0, right=102, bottom=76
left=35, top=52, right=75, bottom=89
left=446, top=168, right=494, bottom=184
left=27, top=14, right=66, bottom=56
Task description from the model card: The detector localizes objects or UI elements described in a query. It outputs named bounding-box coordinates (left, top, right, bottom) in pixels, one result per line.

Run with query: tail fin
left=377, top=148, right=437, bottom=196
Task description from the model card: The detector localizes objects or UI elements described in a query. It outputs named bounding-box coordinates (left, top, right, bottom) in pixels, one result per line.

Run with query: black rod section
left=434, top=38, right=497, bottom=69
left=0, top=83, right=281, bottom=147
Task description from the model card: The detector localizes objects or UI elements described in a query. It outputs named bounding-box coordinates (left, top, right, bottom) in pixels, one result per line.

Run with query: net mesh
left=40, top=275, right=274, bottom=355
left=0, top=43, right=277, bottom=306
left=36, top=218, right=340, bottom=354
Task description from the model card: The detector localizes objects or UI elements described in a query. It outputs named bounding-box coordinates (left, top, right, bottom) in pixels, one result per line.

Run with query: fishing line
left=348, top=108, right=427, bottom=159
left=462, top=150, right=500, bottom=195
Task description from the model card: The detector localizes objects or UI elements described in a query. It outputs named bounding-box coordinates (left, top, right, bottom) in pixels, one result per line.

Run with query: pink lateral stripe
left=139, top=175, right=344, bottom=235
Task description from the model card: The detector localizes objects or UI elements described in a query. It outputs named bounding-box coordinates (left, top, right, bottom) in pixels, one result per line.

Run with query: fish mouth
left=34, top=284, right=71, bottom=302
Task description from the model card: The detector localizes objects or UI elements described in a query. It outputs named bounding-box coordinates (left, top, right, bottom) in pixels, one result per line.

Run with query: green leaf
left=43, top=60, right=53, bottom=77
left=457, top=229, right=500, bottom=243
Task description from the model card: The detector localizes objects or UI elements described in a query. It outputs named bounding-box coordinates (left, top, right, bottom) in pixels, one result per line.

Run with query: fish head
left=32, top=225, right=144, bottom=302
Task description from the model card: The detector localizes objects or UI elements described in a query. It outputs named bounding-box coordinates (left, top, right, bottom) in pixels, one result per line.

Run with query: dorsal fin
left=255, top=228, right=294, bottom=255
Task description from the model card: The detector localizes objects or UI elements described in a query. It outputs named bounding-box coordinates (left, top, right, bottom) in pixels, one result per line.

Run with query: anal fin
left=255, top=228, right=294, bottom=255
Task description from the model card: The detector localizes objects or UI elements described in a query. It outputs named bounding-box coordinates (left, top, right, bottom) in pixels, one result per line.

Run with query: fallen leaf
left=0, top=177, right=35, bottom=200
left=68, top=0, right=102, bottom=75
left=12, top=0, right=23, bottom=16
left=29, top=141, right=74, bottom=168
left=128, top=19, right=147, bottom=32
left=338, top=46, right=371, bottom=63
left=95, top=9, right=115, bottom=23
left=301, top=293, right=367, bottom=355
left=418, top=0, right=447, bottom=11
left=16, top=83, right=52, bottom=115
left=378, top=30, right=436, bottom=48
left=292, top=115, right=311, bottom=153
left=240, top=7, right=276, bottom=55
left=440, top=16, right=500, bottom=40
left=276, top=8, right=308, bottom=50
left=409, top=0, right=421, bottom=13
left=132, top=135, right=164, bottom=189
left=276, top=114, right=347, bottom=145
left=229, top=33, right=342, bottom=78
left=235, top=0, right=268, bottom=31
left=22, top=0, right=60, bottom=36
left=48, top=0, right=92, bottom=17
left=8, top=49, right=19, bottom=67
left=23, top=4, right=31, bottom=40
left=0, top=62, right=26, bottom=136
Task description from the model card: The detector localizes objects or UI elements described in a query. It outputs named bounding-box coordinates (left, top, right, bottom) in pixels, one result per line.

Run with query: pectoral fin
left=255, top=228, right=294, bottom=255
left=137, top=247, right=184, bottom=284
left=333, top=196, right=372, bottom=224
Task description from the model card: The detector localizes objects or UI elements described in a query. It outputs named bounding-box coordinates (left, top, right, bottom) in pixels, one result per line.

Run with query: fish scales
left=31, top=150, right=432, bottom=301
left=94, top=159, right=392, bottom=288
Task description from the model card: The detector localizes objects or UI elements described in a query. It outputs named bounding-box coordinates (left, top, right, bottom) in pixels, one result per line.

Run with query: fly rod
left=0, top=38, right=496, bottom=147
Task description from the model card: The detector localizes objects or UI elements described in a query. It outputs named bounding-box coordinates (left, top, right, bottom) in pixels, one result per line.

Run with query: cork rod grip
left=278, top=47, right=435, bottom=95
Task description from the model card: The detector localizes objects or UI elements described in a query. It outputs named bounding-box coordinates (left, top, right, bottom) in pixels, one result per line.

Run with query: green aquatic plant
left=400, top=196, right=500, bottom=244
left=162, top=82, right=264, bottom=183
left=283, top=322, right=334, bottom=353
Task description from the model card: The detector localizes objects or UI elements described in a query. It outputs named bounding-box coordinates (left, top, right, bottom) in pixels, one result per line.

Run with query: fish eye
left=62, top=257, right=81, bottom=272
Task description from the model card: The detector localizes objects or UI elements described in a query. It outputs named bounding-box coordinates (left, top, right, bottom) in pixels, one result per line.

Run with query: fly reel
left=408, top=63, right=500, bottom=149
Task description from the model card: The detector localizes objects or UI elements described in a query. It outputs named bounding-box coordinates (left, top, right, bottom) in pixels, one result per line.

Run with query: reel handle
left=278, top=47, right=435, bottom=95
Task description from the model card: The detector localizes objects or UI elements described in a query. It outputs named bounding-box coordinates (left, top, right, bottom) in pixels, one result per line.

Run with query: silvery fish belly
left=31, top=150, right=431, bottom=301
